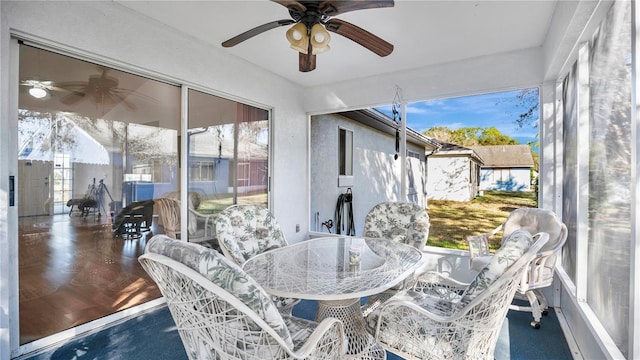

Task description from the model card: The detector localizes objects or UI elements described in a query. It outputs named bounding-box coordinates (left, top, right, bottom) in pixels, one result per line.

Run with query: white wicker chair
left=467, top=207, right=568, bottom=328
left=154, top=197, right=216, bottom=243
left=215, top=204, right=300, bottom=315
left=139, top=235, right=346, bottom=360
left=369, top=230, right=549, bottom=360
left=361, top=201, right=430, bottom=312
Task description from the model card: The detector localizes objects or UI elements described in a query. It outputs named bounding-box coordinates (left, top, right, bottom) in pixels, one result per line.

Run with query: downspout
left=424, top=148, right=438, bottom=207
left=400, top=102, right=407, bottom=201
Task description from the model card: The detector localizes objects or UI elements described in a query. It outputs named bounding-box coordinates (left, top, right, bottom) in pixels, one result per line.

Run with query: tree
left=496, top=88, right=540, bottom=129
left=423, top=126, right=518, bottom=146
left=477, top=127, right=519, bottom=145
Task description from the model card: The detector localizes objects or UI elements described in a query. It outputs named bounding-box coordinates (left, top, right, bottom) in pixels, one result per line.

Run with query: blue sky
left=377, top=88, right=539, bottom=146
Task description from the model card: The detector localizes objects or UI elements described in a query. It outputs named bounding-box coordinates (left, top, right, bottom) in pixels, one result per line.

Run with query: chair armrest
left=377, top=290, right=465, bottom=326
left=412, top=271, right=468, bottom=300
left=467, top=223, right=503, bottom=259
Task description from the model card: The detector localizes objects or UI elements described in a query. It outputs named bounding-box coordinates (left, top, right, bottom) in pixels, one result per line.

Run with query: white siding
left=480, top=167, right=532, bottom=191
left=426, top=156, right=475, bottom=202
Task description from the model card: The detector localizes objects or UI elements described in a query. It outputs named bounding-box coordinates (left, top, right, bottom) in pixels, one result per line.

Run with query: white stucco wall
left=426, top=156, right=475, bottom=202
left=310, top=114, right=426, bottom=236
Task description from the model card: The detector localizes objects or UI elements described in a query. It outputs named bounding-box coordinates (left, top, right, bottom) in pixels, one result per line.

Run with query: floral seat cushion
left=145, top=235, right=294, bottom=348
left=363, top=202, right=430, bottom=250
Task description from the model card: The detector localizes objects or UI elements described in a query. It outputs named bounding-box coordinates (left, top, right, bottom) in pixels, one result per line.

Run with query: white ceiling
left=118, top=1, right=558, bottom=88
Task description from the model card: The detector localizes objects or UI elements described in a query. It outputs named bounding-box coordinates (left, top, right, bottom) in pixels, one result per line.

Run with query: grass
left=197, top=193, right=268, bottom=214
left=427, top=190, right=537, bottom=251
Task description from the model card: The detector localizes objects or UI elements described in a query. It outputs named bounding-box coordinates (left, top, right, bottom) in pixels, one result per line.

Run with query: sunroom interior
left=1, top=1, right=637, bottom=359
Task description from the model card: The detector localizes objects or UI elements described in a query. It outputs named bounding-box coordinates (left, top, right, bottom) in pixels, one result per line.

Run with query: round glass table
left=243, top=236, right=423, bottom=359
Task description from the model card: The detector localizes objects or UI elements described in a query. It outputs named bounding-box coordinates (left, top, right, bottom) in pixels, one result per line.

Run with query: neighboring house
left=426, top=142, right=484, bottom=202
left=470, top=145, right=535, bottom=191
left=310, top=109, right=439, bottom=235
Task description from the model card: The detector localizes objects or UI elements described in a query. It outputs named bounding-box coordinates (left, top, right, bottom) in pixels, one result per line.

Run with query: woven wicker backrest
left=154, top=198, right=181, bottom=238
left=215, top=205, right=287, bottom=265
left=144, top=235, right=293, bottom=348
left=157, top=193, right=201, bottom=235
left=363, top=201, right=430, bottom=250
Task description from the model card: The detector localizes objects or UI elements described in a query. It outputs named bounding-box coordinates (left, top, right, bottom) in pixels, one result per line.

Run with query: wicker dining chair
left=369, top=230, right=548, bottom=360
left=361, top=201, right=430, bottom=312
left=215, top=204, right=299, bottom=314
left=154, top=197, right=216, bottom=243
left=467, top=207, right=568, bottom=328
left=139, top=235, right=346, bottom=360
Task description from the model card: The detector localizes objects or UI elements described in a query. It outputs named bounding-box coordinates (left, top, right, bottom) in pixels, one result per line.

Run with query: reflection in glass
left=187, top=90, right=269, bottom=242
left=17, top=44, right=179, bottom=343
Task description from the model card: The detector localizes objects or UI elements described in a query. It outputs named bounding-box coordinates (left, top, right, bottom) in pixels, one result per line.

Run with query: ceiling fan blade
left=319, top=0, right=394, bottom=16
left=271, top=0, right=306, bottom=12
left=60, top=91, right=86, bottom=105
left=222, top=19, right=295, bottom=47
left=298, top=52, right=317, bottom=72
left=325, top=18, right=393, bottom=57
left=55, top=81, right=90, bottom=91
left=111, top=92, right=137, bottom=110
left=112, top=88, right=159, bottom=104
left=48, top=85, right=68, bottom=92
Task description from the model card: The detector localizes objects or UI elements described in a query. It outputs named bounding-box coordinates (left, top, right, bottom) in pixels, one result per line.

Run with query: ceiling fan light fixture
left=310, top=23, right=331, bottom=54
left=286, top=22, right=309, bottom=54
left=29, top=86, right=48, bottom=99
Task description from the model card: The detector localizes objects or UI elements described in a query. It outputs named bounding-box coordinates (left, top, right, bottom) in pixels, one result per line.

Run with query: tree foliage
left=497, top=88, right=540, bottom=129
left=422, top=126, right=519, bottom=146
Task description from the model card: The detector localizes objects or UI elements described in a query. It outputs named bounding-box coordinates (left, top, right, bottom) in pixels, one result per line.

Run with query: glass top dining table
left=243, top=236, right=423, bottom=359
left=243, top=236, right=423, bottom=300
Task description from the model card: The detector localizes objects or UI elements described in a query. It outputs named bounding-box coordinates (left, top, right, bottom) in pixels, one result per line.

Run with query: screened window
left=339, top=128, right=353, bottom=176
left=559, top=1, right=632, bottom=356
left=586, top=1, right=631, bottom=355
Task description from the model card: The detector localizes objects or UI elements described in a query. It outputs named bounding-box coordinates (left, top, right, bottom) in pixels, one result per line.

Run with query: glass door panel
left=18, top=44, right=180, bottom=344
left=186, top=90, right=270, bottom=243
left=236, top=109, right=269, bottom=206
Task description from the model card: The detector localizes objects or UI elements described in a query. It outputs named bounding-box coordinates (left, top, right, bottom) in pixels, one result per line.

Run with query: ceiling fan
left=221, top=0, right=394, bottom=72
left=56, top=67, right=144, bottom=110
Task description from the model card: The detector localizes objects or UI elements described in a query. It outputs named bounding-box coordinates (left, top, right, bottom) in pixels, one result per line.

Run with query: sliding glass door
left=17, top=43, right=272, bottom=346
left=186, top=90, right=269, bottom=242
left=17, top=44, right=180, bottom=344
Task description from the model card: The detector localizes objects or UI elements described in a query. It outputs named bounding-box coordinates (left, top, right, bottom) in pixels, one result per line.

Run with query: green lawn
left=427, top=191, right=537, bottom=251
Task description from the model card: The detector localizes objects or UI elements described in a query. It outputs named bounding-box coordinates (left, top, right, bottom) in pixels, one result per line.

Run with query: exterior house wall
left=480, top=167, right=532, bottom=191
left=426, top=155, right=476, bottom=202
left=310, top=114, right=426, bottom=236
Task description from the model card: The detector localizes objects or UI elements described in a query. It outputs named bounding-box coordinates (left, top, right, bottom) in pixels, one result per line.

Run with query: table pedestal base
left=316, top=298, right=386, bottom=360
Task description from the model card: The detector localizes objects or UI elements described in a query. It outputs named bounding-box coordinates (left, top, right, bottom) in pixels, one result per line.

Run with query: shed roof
left=429, top=140, right=484, bottom=164
left=470, top=145, right=534, bottom=168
